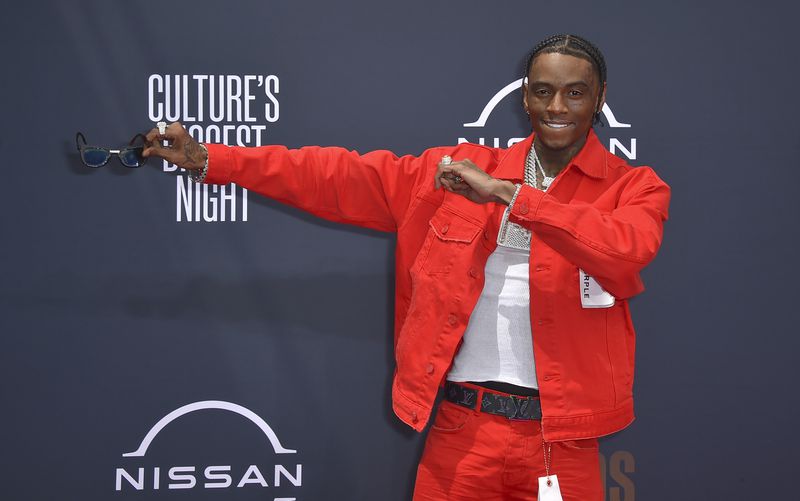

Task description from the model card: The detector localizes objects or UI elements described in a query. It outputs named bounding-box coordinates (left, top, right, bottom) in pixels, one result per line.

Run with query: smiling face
left=523, top=52, right=606, bottom=155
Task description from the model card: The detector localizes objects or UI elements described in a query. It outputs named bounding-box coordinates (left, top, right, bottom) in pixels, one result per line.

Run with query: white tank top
left=447, top=245, right=538, bottom=389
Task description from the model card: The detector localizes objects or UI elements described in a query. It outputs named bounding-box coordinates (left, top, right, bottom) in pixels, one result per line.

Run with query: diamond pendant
left=542, top=176, right=554, bottom=189
left=496, top=206, right=531, bottom=251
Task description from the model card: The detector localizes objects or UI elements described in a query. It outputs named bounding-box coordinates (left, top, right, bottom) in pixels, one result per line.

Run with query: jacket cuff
left=509, top=184, right=546, bottom=223
left=202, top=143, right=234, bottom=185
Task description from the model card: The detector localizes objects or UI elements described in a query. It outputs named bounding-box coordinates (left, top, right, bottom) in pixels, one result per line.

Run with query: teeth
left=545, top=122, right=569, bottom=129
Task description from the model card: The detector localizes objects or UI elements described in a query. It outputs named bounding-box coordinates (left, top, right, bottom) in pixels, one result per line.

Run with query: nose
left=546, top=91, right=568, bottom=115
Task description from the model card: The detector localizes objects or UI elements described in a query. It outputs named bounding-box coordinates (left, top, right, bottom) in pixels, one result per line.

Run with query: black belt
left=444, top=381, right=542, bottom=420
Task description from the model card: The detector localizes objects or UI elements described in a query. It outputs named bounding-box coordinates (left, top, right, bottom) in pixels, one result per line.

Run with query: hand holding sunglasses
left=76, top=132, right=147, bottom=168
left=142, top=121, right=208, bottom=172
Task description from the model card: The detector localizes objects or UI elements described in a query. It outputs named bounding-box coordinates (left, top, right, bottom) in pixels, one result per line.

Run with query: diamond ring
left=157, top=121, right=167, bottom=135
left=441, top=155, right=452, bottom=165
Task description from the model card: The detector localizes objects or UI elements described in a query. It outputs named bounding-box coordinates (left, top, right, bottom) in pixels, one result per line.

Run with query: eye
left=568, top=89, right=584, bottom=97
left=535, top=88, right=551, bottom=96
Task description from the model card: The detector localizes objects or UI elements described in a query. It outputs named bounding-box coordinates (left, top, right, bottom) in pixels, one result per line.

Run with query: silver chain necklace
left=527, top=146, right=554, bottom=190
left=497, top=146, right=549, bottom=251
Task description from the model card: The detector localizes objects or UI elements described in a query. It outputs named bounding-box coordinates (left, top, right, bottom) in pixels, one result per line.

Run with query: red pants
left=413, top=388, right=603, bottom=501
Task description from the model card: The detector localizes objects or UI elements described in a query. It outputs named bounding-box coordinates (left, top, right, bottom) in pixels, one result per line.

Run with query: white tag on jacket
left=538, top=475, right=563, bottom=501
left=579, top=269, right=615, bottom=308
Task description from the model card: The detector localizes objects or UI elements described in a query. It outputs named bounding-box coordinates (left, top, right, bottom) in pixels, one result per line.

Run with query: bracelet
left=506, top=183, right=523, bottom=209
left=189, top=143, right=209, bottom=183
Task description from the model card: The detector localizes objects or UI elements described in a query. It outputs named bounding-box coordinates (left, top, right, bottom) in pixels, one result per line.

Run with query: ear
left=596, top=81, right=607, bottom=116
left=522, top=77, right=530, bottom=114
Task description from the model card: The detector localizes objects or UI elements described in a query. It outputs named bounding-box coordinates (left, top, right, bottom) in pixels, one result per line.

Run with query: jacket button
left=411, top=411, right=419, bottom=423
left=519, top=203, right=529, bottom=215
left=447, top=314, right=457, bottom=326
left=537, top=320, right=544, bottom=326
left=441, top=224, right=450, bottom=234
left=483, top=230, right=491, bottom=240
left=426, top=363, right=435, bottom=374
left=535, top=265, right=548, bottom=272
left=468, top=267, right=478, bottom=278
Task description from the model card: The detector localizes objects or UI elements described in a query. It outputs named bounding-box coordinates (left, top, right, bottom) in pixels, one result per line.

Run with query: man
left=144, top=34, right=670, bottom=501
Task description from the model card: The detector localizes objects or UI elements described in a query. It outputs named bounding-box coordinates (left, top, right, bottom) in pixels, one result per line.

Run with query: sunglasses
left=76, top=132, right=147, bottom=168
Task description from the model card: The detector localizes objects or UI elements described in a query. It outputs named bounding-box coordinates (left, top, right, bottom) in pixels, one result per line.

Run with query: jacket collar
left=491, top=129, right=608, bottom=181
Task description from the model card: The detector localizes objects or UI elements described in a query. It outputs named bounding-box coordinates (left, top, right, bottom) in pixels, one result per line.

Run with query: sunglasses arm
left=128, top=133, right=147, bottom=146
left=76, top=132, right=87, bottom=151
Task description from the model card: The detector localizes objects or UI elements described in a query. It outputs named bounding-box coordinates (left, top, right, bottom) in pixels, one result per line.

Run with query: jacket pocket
left=557, top=438, right=600, bottom=452
left=421, top=208, right=482, bottom=275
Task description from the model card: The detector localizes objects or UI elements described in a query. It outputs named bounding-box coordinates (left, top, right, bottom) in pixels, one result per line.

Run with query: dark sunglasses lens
left=81, top=148, right=110, bottom=167
left=119, top=147, right=145, bottom=168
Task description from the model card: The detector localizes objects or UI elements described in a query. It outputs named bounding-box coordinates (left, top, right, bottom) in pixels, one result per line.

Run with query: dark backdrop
left=1, top=1, right=798, bottom=499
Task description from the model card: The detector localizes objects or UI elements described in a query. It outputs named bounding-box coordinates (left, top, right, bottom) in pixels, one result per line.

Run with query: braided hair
left=524, top=34, right=607, bottom=124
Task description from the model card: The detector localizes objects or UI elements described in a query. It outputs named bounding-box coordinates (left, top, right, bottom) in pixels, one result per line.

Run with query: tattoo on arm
left=183, top=141, right=206, bottom=170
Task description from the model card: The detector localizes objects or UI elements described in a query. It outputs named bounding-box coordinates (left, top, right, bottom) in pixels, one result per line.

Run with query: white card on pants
left=538, top=475, right=563, bottom=501
left=579, top=269, right=615, bottom=308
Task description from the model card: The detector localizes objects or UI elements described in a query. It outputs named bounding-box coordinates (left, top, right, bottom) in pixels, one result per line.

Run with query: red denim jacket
left=203, top=130, right=671, bottom=441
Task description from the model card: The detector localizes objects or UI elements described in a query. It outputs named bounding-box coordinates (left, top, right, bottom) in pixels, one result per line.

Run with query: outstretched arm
left=144, top=122, right=433, bottom=233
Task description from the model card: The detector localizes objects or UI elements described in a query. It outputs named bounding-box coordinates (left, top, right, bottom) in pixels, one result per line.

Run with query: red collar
left=491, top=129, right=608, bottom=182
